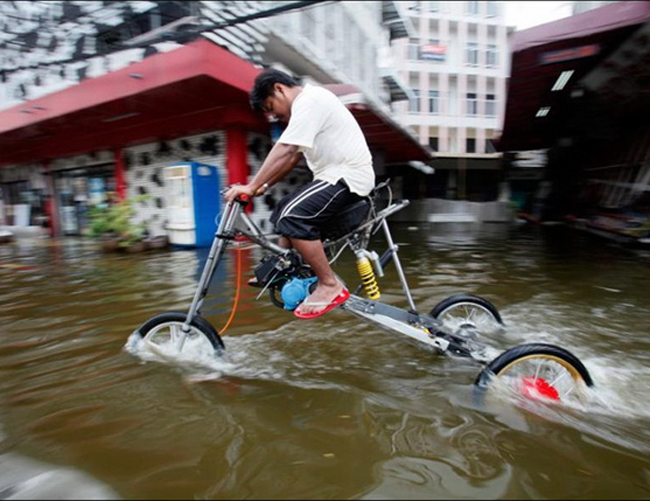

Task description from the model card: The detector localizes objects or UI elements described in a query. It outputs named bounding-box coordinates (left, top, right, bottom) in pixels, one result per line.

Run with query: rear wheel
left=475, top=343, right=593, bottom=404
left=133, top=311, right=225, bottom=356
left=430, top=294, right=503, bottom=342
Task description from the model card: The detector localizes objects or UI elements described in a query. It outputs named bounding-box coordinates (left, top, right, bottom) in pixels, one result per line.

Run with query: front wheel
left=131, top=311, right=225, bottom=357
left=475, top=343, right=593, bottom=404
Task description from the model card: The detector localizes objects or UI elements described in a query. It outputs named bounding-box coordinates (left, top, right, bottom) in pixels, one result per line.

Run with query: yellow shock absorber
left=356, top=255, right=381, bottom=300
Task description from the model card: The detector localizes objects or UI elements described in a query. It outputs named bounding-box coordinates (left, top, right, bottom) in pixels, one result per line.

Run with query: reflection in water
left=0, top=224, right=649, bottom=498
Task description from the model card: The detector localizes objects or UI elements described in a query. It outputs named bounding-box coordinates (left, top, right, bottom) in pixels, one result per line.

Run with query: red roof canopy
left=0, top=38, right=265, bottom=166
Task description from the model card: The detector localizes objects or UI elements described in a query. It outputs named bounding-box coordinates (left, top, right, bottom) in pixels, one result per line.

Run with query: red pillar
left=226, top=126, right=251, bottom=212
left=226, top=127, right=249, bottom=186
left=114, top=148, right=127, bottom=201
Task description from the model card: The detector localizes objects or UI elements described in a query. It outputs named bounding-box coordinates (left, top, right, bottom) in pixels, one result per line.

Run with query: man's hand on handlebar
left=224, top=184, right=260, bottom=203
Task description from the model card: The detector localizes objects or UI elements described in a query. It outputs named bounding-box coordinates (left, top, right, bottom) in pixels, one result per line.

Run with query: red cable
left=218, top=244, right=242, bottom=335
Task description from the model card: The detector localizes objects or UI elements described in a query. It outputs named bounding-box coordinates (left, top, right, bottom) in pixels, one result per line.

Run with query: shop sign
left=540, top=44, right=600, bottom=65
left=512, top=149, right=548, bottom=168
left=421, top=44, right=446, bottom=62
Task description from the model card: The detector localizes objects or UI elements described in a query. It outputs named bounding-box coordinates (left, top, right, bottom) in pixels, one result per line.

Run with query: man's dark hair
left=250, top=69, right=299, bottom=112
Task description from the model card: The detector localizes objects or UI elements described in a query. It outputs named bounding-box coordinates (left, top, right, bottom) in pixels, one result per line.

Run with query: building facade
left=0, top=1, right=430, bottom=237
left=391, top=0, right=513, bottom=203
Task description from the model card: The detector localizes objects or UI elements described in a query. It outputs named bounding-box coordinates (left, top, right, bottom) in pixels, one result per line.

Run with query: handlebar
left=220, top=185, right=250, bottom=205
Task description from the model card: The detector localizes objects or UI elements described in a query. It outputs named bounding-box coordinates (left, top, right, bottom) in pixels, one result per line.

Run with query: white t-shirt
left=277, top=83, right=375, bottom=196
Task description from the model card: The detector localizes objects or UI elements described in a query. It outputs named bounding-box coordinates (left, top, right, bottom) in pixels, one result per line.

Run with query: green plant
left=88, top=195, right=150, bottom=248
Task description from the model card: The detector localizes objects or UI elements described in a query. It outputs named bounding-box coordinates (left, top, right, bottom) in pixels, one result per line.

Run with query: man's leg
left=278, top=236, right=292, bottom=249
left=291, top=238, right=344, bottom=315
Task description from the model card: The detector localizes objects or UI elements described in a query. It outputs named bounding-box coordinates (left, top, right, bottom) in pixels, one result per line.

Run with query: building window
left=326, top=8, right=337, bottom=60
left=408, top=38, right=420, bottom=60
left=429, top=137, right=438, bottom=151
left=466, top=137, right=476, bottom=153
left=409, top=89, right=421, bottom=113
left=467, top=1, right=480, bottom=15
left=466, top=93, right=478, bottom=115
left=301, top=9, right=316, bottom=39
left=426, top=1, right=440, bottom=11
left=486, top=1, right=498, bottom=17
left=485, top=94, right=496, bottom=116
left=428, top=90, right=439, bottom=114
left=407, top=1, right=421, bottom=11
left=486, top=44, right=498, bottom=67
left=466, top=42, right=479, bottom=66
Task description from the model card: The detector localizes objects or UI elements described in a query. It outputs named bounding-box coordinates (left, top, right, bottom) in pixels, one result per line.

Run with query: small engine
left=254, top=252, right=317, bottom=310
left=280, top=276, right=318, bottom=311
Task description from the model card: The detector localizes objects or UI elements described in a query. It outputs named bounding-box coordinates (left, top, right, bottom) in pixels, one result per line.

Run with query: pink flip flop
left=294, top=288, right=350, bottom=320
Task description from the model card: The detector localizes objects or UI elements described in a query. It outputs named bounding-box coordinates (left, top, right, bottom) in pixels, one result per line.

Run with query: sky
left=504, top=1, right=575, bottom=31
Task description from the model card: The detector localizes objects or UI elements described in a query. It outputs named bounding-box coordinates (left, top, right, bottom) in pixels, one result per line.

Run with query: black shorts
left=270, top=179, right=363, bottom=241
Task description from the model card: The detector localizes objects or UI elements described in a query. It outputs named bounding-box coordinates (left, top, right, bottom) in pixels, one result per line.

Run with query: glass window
left=408, top=38, right=420, bottom=60
left=326, top=8, right=337, bottom=59
left=301, top=9, right=316, bottom=39
left=466, top=138, right=476, bottom=153
left=428, top=90, right=439, bottom=114
left=486, top=94, right=496, bottom=116
left=487, top=1, right=498, bottom=17
left=486, top=44, right=498, bottom=67
left=428, top=137, right=438, bottom=151
left=466, top=42, right=479, bottom=66
left=467, top=1, right=479, bottom=15
left=427, top=1, right=440, bottom=12
left=467, top=93, right=478, bottom=115
left=409, top=89, right=421, bottom=113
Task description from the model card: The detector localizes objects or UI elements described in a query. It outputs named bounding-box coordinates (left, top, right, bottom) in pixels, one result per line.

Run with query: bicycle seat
left=321, top=198, right=371, bottom=241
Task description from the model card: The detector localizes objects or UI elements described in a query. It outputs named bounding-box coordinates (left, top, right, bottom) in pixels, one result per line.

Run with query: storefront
left=52, top=163, right=116, bottom=235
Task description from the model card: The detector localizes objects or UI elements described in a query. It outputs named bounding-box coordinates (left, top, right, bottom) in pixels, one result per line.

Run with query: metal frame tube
left=381, top=219, right=417, bottom=312
left=183, top=201, right=240, bottom=330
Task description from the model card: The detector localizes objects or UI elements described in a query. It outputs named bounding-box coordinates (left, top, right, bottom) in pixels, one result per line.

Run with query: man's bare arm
left=249, top=142, right=301, bottom=193
left=224, top=142, right=301, bottom=202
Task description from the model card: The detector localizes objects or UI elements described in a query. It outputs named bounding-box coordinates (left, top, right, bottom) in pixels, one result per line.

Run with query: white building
left=392, top=0, right=514, bottom=202
left=572, top=1, right=618, bottom=15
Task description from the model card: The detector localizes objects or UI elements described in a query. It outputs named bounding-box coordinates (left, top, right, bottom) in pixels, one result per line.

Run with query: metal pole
left=381, top=219, right=417, bottom=312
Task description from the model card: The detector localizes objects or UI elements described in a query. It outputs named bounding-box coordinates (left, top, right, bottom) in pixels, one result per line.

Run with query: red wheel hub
left=521, top=376, right=560, bottom=401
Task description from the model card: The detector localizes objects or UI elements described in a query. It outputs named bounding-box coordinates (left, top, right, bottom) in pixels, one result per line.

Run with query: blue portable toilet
left=164, top=162, right=221, bottom=247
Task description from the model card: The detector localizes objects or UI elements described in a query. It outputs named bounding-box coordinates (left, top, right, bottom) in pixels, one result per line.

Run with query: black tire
left=134, top=311, right=225, bottom=353
left=475, top=343, right=593, bottom=403
left=430, top=294, right=503, bottom=324
left=429, top=295, right=504, bottom=351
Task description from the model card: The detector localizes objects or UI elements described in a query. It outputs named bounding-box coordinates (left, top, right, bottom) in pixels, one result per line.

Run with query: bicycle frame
left=133, top=189, right=595, bottom=404
left=180, top=193, right=478, bottom=360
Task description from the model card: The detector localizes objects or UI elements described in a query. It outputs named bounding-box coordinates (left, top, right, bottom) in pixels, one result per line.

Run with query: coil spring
left=357, top=256, right=381, bottom=300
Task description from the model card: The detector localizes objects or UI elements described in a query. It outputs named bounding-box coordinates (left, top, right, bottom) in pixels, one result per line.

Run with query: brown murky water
left=1, top=222, right=650, bottom=500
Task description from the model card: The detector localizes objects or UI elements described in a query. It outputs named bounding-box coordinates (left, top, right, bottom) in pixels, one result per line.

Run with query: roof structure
left=497, top=0, right=650, bottom=152
left=0, top=40, right=433, bottom=168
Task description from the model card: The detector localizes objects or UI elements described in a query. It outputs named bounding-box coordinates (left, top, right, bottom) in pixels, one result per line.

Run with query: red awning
left=0, top=38, right=265, bottom=167
left=325, top=83, right=434, bottom=165
left=497, top=1, right=650, bottom=152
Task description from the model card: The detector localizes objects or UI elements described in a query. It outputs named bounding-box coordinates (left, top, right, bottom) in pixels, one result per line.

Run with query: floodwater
left=1, top=222, right=650, bottom=500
